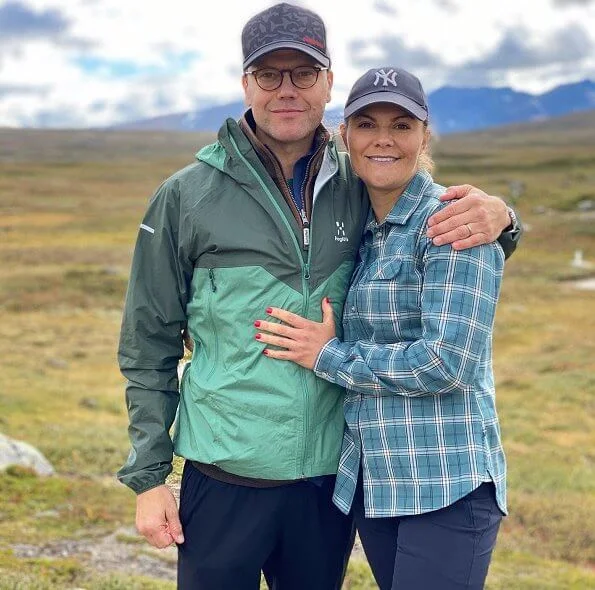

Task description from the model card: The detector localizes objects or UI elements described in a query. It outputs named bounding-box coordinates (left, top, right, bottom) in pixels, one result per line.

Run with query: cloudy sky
left=1, top=0, right=594, bottom=128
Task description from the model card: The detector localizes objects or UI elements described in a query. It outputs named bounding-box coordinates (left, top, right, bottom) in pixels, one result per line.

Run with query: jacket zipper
left=283, top=177, right=310, bottom=251
left=300, top=208, right=310, bottom=250
left=209, top=268, right=217, bottom=293
left=299, top=238, right=313, bottom=475
left=298, top=140, right=324, bottom=251
left=205, top=269, right=218, bottom=380
left=227, top=133, right=314, bottom=477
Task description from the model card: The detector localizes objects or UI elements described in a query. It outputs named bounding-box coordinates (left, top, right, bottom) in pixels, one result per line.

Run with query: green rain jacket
left=117, top=117, right=367, bottom=494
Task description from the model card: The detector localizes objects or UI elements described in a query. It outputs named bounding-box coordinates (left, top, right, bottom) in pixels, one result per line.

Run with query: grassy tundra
left=0, top=113, right=594, bottom=589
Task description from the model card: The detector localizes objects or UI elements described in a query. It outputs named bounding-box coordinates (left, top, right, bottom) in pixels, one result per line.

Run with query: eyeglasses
left=245, top=66, right=328, bottom=91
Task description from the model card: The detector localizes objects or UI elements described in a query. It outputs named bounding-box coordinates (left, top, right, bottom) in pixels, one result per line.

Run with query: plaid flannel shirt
left=314, top=171, right=507, bottom=517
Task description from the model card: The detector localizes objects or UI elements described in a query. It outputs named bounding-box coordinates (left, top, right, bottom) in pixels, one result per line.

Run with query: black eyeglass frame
left=244, top=66, right=329, bottom=91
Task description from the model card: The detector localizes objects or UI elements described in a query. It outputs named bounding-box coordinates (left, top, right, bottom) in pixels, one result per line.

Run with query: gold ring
left=466, top=224, right=472, bottom=237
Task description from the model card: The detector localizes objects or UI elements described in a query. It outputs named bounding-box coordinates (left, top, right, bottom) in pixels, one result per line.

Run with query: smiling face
left=242, top=49, right=333, bottom=153
left=341, top=103, right=429, bottom=203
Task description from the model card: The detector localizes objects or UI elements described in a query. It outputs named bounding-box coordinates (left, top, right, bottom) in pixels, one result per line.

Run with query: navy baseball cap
left=242, top=3, right=330, bottom=70
left=344, top=67, right=428, bottom=121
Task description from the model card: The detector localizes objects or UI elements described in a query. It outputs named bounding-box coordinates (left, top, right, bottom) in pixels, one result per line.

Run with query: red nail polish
left=255, top=334, right=262, bottom=340
left=325, top=297, right=331, bottom=304
left=254, top=320, right=261, bottom=328
left=263, top=349, right=269, bottom=356
left=266, top=307, right=272, bottom=314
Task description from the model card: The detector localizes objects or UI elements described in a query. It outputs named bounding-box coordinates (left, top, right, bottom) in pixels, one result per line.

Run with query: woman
left=254, top=66, right=506, bottom=590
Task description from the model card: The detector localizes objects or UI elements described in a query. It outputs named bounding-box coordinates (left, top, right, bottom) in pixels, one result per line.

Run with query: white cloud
left=0, top=0, right=594, bottom=127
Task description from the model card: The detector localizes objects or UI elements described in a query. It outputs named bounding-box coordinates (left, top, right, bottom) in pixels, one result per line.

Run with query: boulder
left=0, top=433, right=54, bottom=476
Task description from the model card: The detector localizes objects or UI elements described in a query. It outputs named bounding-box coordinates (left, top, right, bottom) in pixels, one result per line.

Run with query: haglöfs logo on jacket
left=335, top=221, right=348, bottom=243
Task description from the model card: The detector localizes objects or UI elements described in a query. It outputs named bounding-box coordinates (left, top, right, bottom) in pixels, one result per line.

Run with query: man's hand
left=426, top=184, right=510, bottom=250
left=136, top=484, right=184, bottom=549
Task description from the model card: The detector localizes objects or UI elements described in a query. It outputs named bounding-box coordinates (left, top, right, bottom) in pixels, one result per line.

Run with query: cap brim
left=344, top=92, right=427, bottom=121
left=243, top=42, right=330, bottom=70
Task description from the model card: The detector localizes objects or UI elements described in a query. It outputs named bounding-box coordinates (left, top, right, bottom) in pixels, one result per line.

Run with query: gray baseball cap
left=344, top=67, right=428, bottom=121
left=242, top=3, right=330, bottom=70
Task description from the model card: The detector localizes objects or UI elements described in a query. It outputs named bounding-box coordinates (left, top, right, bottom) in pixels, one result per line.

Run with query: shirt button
left=351, top=306, right=356, bottom=312
left=376, top=231, right=382, bottom=238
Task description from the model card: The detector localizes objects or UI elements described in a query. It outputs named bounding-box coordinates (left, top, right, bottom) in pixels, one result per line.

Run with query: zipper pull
left=303, top=225, right=310, bottom=250
left=300, top=209, right=310, bottom=250
left=303, top=263, right=310, bottom=280
left=208, top=269, right=217, bottom=292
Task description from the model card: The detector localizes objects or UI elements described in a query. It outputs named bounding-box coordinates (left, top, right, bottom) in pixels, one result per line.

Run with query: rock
left=101, top=266, right=120, bottom=276
left=0, top=433, right=55, bottom=476
left=34, top=510, right=60, bottom=519
left=79, top=397, right=99, bottom=409
left=47, top=357, right=69, bottom=369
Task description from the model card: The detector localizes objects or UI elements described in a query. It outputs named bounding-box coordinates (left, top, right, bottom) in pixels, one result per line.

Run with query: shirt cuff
left=314, top=337, right=351, bottom=383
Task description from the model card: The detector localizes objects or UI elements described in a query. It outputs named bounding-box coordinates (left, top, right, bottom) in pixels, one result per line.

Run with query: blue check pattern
left=314, top=171, right=507, bottom=517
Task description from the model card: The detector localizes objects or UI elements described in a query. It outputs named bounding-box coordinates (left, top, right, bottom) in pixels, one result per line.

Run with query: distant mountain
left=112, top=79, right=595, bottom=135
left=427, top=87, right=545, bottom=133
left=114, top=103, right=247, bottom=132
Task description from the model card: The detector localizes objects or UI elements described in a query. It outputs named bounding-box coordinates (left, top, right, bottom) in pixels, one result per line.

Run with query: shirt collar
left=365, top=170, right=434, bottom=232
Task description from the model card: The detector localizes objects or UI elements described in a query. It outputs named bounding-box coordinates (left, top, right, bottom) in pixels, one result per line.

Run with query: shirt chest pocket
left=369, top=255, right=407, bottom=281
left=354, top=254, right=423, bottom=342
left=364, top=254, right=422, bottom=309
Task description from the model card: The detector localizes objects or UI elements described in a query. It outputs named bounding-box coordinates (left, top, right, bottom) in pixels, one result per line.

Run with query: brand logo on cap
left=373, top=68, right=398, bottom=87
left=303, top=36, right=324, bottom=49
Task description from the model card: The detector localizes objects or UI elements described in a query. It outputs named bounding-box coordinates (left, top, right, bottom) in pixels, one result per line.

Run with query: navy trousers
left=354, top=481, right=503, bottom=590
left=177, top=462, right=355, bottom=590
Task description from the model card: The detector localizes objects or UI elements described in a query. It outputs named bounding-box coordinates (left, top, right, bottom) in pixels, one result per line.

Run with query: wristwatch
left=505, top=207, right=520, bottom=232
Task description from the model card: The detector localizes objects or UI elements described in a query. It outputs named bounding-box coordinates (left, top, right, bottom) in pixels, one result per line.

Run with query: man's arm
left=117, top=178, right=194, bottom=546
left=426, top=185, right=522, bottom=259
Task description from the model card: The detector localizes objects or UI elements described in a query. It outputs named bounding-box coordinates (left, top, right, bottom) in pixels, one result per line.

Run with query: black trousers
left=177, top=462, right=355, bottom=590
left=354, top=479, right=503, bottom=590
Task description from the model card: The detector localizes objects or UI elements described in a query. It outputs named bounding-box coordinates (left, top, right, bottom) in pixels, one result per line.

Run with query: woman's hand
left=254, top=297, right=335, bottom=370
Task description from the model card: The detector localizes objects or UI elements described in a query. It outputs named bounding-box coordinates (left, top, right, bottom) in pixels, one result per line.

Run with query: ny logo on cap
left=373, top=68, right=398, bottom=87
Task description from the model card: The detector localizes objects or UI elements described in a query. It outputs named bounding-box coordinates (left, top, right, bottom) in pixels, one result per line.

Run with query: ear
left=339, top=122, right=348, bottom=149
left=421, top=126, right=430, bottom=152
left=326, top=70, right=333, bottom=103
left=242, top=74, right=251, bottom=107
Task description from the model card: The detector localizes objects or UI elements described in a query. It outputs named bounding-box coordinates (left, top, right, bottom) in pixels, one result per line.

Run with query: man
left=117, top=3, right=521, bottom=589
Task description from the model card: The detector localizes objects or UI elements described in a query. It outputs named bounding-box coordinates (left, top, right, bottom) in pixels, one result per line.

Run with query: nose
left=374, top=127, right=395, bottom=147
left=276, top=71, right=298, bottom=98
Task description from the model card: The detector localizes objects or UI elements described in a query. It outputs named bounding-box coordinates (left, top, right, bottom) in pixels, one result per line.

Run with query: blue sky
left=0, top=0, right=594, bottom=128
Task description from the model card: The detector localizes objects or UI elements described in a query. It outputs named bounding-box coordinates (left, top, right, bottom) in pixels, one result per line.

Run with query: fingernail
left=266, top=307, right=272, bottom=314
left=255, top=334, right=262, bottom=340
left=254, top=320, right=261, bottom=327
left=263, top=349, right=269, bottom=356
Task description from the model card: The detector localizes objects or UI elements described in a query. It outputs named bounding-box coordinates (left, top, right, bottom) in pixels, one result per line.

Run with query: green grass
left=0, top=552, right=177, bottom=590
left=0, top=468, right=133, bottom=544
left=1, top=115, right=595, bottom=587
left=487, top=549, right=595, bottom=589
